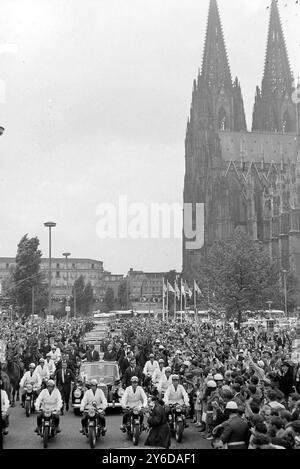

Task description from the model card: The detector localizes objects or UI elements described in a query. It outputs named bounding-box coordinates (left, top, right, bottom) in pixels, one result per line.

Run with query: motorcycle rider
left=45, top=352, right=56, bottom=378
left=1, top=379, right=10, bottom=435
left=143, top=353, right=159, bottom=388
left=36, top=358, right=50, bottom=383
left=120, top=376, right=148, bottom=433
left=163, top=374, right=189, bottom=424
left=157, top=366, right=173, bottom=396
left=152, top=359, right=166, bottom=386
left=19, top=362, right=42, bottom=407
left=34, top=379, right=62, bottom=434
left=80, top=378, right=107, bottom=435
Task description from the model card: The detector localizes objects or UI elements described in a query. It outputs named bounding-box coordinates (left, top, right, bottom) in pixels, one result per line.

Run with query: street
left=3, top=403, right=211, bottom=450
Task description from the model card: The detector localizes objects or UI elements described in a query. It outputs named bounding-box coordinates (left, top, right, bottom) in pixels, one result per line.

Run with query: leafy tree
left=13, top=234, right=47, bottom=316
left=70, top=275, right=94, bottom=316
left=104, top=287, right=114, bottom=311
left=201, top=227, right=291, bottom=328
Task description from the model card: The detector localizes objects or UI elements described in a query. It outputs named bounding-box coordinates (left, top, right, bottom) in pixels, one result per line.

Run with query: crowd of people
left=1, top=313, right=300, bottom=449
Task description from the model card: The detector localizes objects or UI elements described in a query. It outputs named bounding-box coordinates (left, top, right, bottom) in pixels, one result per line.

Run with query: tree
left=202, top=227, right=288, bottom=328
left=70, top=275, right=94, bottom=316
left=118, top=281, right=128, bottom=309
left=104, top=287, right=114, bottom=311
left=13, top=234, right=47, bottom=316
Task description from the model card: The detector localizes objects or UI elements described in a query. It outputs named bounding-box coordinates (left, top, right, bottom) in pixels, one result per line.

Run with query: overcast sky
left=0, top=0, right=299, bottom=275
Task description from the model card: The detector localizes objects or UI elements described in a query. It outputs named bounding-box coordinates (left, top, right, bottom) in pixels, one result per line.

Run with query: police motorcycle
left=38, top=406, right=59, bottom=448
left=72, top=379, right=85, bottom=415
left=24, top=383, right=40, bottom=417
left=82, top=401, right=105, bottom=449
left=124, top=405, right=146, bottom=446
left=167, top=403, right=187, bottom=443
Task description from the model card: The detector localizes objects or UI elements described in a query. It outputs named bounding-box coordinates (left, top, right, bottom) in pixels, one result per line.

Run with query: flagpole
left=166, top=284, right=169, bottom=322
left=180, top=278, right=183, bottom=311
left=162, top=277, right=165, bottom=311
left=174, top=280, right=176, bottom=320
left=194, top=280, right=196, bottom=313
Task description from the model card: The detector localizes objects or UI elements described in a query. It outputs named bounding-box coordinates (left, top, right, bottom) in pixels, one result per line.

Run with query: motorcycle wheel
left=175, top=421, right=184, bottom=443
left=43, top=427, right=49, bottom=448
left=25, top=401, right=31, bottom=417
left=88, top=427, right=96, bottom=449
left=132, top=425, right=139, bottom=446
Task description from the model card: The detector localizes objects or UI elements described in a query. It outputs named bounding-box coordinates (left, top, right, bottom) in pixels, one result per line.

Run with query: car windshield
left=79, top=362, right=118, bottom=384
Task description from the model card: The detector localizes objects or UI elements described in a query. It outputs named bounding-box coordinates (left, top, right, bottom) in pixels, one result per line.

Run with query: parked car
left=78, top=361, right=124, bottom=411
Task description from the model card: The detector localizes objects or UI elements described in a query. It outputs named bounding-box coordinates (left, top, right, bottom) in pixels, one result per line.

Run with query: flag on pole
left=174, top=281, right=180, bottom=300
left=194, top=280, right=202, bottom=295
left=163, top=283, right=167, bottom=296
left=184, top=282, right=192, bottom=299
left=167, top=282, right=175, bottom=293
left=181, top=282, right=186, bottom=297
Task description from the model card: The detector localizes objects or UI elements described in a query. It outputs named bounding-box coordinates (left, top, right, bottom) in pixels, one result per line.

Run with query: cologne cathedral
left=182, top=0, right=300, bottom=303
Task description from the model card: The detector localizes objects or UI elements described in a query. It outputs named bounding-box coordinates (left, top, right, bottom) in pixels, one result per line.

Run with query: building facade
left=126, top=268, right=168, bottom=302
left=183, top=0, right=300, bottom=303
left=0, top=257, right=105, bottom=300
left=102, top=271, right=124, bottom=298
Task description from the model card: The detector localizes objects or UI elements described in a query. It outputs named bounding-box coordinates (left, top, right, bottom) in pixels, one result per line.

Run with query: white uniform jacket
left=143, top=360, right=159, bottom=376
left=45, top=359, right=56, bottom=375
left=35, top=387, right=62, bottom=412
left=152, top=367, right=165, bottom=384
left=80, top=388, right=108, bottom=412
left=36, top=364, right=50, bottom=380
left=121, top=386, right=148, bottom=409
left=157, top=374, right=173, bottom=393
left=48, top=348, right=61, bottom=363
left=20, top=370, right=42, bottom=388
left=163, top=384, right=189, bottom=406
left=1, top=389, right=10, bottom=412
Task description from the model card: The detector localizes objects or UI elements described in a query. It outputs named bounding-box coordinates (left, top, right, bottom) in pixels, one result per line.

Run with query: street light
left=266, top=300, right=272, bottom=315
left=44, top=221, right=56, bottom=317
left=62, top=252, right=71, bottom=320
left=282, top=270, right=288, bottom=318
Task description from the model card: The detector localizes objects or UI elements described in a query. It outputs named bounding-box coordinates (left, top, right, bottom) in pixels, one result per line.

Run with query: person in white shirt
left=163, top=375, right=189, bottom=424
left=152, top=359, right=166, bottom=386
left=34, top=379, right=62, bottom=433
left=48, top=344, right=61, bottom=364
left=157, top=367, right=173, bottom=396
left=45, top=353, right=56, bottom=377
left=20, top=363, right=42, bottom=407
left=36, top=358, right=50, bottom=383
left=80, top=379, right=107, bottom=434
left=143, top=354, right=159, bottom=387
left=1, top=381, right=10, bottom=435
left=120, top=376, right=148, bottom=432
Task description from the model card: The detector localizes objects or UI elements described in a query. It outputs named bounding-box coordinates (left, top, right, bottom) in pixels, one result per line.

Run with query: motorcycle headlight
left=74, top=390, right=81, bottom=398
left=176, top=406, right=182, bottom=412
left=88, top=409, right=96, bottom=417
left=118, top=388, right=124, bottom=397
left=26, top=384, right=33, bottom=391
left=44, top=411, right=51, bottom=417
left=133, top=409, right=139, bottom=415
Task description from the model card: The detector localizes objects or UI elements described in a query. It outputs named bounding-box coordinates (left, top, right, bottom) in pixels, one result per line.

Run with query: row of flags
left=163, top=279, right=202, bottom=299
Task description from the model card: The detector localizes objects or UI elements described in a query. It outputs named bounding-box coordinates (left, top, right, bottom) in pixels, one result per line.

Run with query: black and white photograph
left=1, top=0, right=300, bottom=457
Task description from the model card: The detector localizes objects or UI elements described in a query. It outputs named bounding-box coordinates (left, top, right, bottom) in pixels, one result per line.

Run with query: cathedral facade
left=182, top=0, right=300, bottom=303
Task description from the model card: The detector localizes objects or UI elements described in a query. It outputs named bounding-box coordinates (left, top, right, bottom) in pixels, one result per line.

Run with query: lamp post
left=44, top=221, right=56, bottom=317
left=62, top=252, right=71, bottom=320
left=282, top=270, right=288, bottom=318
left=266, top=300, right=272, bottom=316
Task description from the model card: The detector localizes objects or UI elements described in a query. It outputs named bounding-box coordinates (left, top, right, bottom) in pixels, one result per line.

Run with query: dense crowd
left=1, top=314, right=300, bottom=449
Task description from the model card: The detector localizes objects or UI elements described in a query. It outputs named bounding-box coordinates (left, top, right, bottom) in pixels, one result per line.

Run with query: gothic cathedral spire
left=201, top=0, right=232, bottom=92
left=252, top=0, right=297, bottom=132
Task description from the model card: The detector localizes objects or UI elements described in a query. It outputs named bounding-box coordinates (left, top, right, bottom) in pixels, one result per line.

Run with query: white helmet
left=29, top=363, right=36, bottom=368
left=214, top=373, right=224, bottom=381
left=207, top=380, right=217, bottom=388
left=226, top=401, right=238, bottom=410
left=90, top=379, right=98, bottom=386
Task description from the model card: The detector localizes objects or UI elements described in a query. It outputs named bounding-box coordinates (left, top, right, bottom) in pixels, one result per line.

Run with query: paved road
left=3, top=403, right=211, bottom=450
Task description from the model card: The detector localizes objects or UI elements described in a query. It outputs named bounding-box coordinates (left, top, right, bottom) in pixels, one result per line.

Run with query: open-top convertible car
left=72, top=361, right=124, bottom=414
